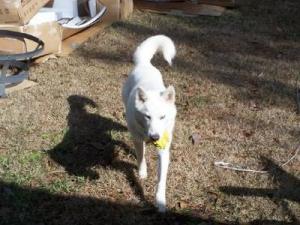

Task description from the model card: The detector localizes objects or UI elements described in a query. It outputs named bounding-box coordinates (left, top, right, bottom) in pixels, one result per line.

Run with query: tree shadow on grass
left=78, top=18, right=298, bottom=110
left=1, top=175, right=298, bottom=225
left=48, top=95, right=146, bottom=201
left=0, top=179, right=241, bottom=225
left=78, top=0, right=299, bottom=110
left=175, top=58, right=299, bottom=111
left=220, top=157, right=300, bottom=225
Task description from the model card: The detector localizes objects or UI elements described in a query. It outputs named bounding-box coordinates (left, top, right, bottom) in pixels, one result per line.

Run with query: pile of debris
left=0, top=0, right=133, bottom=60
left=134, top=0, right=236, bottom=16
left=0, top=0, right=133, bottom=97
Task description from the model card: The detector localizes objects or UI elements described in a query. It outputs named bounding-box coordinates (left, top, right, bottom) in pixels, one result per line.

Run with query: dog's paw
left=156, top=200, right=167, bottom=213
left=156, top=193, right=166, bottom=213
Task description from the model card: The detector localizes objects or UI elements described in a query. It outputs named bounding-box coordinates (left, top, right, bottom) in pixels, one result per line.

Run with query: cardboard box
left=0, top=21, right=62, bottom=57
left=0, top=0, right=49, bottom=25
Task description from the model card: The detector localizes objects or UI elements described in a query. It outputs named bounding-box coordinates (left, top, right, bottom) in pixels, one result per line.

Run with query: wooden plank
left=33, top=54, right=57, bottom=64
left=190, top=0, right=235, bottom=8
left=139, top=0, right=235, bottom=7
left=60, top=21, right=111, bottom=56
left=134, top=1, right=225, bottom=17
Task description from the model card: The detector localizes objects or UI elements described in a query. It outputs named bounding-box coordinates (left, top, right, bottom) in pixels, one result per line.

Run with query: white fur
left=122, top=35, right=177, bottom=212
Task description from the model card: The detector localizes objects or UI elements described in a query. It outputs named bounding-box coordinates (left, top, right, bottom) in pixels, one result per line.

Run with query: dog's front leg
left=133, top=139, right=147, bottom=179
left=156, top=145, right=170, bottom=212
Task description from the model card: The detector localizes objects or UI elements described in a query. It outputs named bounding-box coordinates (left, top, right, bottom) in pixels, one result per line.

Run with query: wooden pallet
left=191, top=0, right=235, bottom=7
left=134, top=0, right=229, bottom=17
left=139, top=0, right=235, bottom=7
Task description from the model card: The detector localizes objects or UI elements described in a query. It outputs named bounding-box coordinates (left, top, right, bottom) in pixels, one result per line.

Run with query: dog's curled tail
left=133, top=35, right=176, bottom=66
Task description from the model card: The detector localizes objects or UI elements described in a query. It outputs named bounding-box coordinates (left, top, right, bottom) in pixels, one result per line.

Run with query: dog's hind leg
left=133, top=139, right=147, bottom=179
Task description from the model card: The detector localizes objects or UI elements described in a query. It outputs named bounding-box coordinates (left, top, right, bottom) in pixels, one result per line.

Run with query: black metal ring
left=0, top=30, right=45, bottom=61
left=0, top=60, right=28, bottom=70
left=0, top=60, right=28, bottom=84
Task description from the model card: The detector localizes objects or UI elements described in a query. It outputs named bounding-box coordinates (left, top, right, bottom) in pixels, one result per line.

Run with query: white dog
left=122, top=35, right=177, bottom=212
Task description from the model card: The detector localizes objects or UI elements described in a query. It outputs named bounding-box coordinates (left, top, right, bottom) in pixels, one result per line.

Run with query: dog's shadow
left=48, top=95, right=146, bottom=201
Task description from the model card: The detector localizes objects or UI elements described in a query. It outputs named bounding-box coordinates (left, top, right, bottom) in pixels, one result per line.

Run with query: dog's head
left=134, top=86, right=176, bottom=142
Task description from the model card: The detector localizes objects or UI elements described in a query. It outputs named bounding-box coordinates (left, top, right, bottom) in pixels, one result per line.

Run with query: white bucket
left=88, top=0, right=97, bottom=17
left=53, top=0, right=78, bottom=18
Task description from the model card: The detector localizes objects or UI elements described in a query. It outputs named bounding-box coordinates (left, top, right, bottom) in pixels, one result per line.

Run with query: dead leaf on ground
left=273, top=137, right=280, bottom=144
left=242, top=130, right=255, bottom=138
left=176, top=201, right=188, bottom=209
left=190, top=132, right=202, bottom=145
left=249, top=100, right=261, bottom=111
left=207, top=191, right=219, bottom=204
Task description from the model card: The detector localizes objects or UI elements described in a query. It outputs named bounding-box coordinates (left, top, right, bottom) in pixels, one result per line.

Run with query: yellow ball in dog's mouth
left=153, top=131, right=169, bottom=150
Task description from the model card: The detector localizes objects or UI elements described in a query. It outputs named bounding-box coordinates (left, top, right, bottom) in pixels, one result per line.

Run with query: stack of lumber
left=134, top=0, right=236, bottom=17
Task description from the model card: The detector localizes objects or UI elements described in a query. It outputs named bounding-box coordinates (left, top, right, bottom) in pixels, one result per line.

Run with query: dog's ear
left=136, top=87, right=147, bottom=103
left=162, top=86, right=175, bottom=103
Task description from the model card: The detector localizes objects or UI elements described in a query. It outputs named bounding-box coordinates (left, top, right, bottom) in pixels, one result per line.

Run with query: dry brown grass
left=0, top=0, right=299, bottom=224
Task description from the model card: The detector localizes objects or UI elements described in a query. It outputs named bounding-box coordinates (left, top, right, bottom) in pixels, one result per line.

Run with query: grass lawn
left=0, top=0, right=299, bottom=224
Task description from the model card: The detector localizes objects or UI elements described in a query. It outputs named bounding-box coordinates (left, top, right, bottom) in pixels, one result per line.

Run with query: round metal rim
left=0, top=60, right=29, bottom=84
left=0, top=30, right=45, bottom=61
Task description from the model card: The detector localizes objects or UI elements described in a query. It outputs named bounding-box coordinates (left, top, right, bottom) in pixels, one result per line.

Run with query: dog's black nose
left=150, top=134, right=160, bottom=141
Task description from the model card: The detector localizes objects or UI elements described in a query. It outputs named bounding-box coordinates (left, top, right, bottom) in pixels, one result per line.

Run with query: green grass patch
left=0, top=150, right=46, bottom=185
left=190, top=95, right=212, bottom=108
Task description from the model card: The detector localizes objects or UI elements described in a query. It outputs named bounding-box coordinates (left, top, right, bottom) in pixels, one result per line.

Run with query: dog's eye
left=145, top=115, right=151, bottom=120
left=160, top=115, right=166, bottom=120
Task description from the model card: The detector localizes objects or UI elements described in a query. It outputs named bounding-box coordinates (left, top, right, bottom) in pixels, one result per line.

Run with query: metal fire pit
left=0, top=30, right=44, bottom=97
